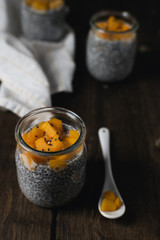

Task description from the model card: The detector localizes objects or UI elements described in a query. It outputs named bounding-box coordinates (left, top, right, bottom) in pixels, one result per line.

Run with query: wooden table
left=0, top=1, right=160, bottom=239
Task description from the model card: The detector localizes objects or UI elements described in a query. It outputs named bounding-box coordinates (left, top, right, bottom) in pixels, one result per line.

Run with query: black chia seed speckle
left=86, top=30, right=137, bottom=82
left=21, top=2, right=67, bottom=41
left=15, top=145, right=87, bottom=207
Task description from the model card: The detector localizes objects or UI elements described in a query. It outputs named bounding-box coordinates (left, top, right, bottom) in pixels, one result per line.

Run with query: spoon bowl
left=98, top=127, right=126, bottom=219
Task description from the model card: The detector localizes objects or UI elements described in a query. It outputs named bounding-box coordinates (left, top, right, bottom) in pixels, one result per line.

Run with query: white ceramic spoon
left=98, top=127, right=126, bottom=219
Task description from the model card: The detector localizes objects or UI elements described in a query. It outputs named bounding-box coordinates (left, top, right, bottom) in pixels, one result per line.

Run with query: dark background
left=1, top=0, right=160, bottom=239
left=53, top=0, right=160, bottom=105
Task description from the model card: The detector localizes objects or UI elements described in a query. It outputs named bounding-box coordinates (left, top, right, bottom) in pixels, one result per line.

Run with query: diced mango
left=22, top=127, right=44, bottom=149
left=39, top=121, right=59, bottom=139
left=49, top=0, right=64, bottom=9
left=49, top=138, right=65, bottom=152
left=49, top=159, right=67, bottom=170
left=27, top=127, right=44, bottom=147
left=31, top=0, right=49, bottom=11
left=69, top=130, right=80, bottom=139
left=103, top=190, right=116, bottom=201
left=26, top=0, right=64, bottom=10
left=63, top=130, right=80, bottom=148
left=21, top=117, right=82, bottom=172
left=100, top=198, right=117, bottom=212
left=115, top=196, right=122, bottom=209
left=35, top=137, right=65, bottom=152
left=38, top=121, right=45, bottom=129
left=35, top=137, right=50, bottom=152
left=96, top=16, right=131, bottom=33
left=100, top=190, right=123, bottom=212
left=20, top=152, right=37, bottom=171
left=63, top=136, right=77, bottom=148
left=96, top=16, right=132, bottom=41
left=27, top=152, right=49, bottom=164
left=49, top=118, right=63, bottom=135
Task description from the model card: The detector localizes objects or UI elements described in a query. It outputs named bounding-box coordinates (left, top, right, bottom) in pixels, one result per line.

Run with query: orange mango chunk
left=101, top=198, right=117, bottom=212
left=49, top=118, right=63, bottom=135
left=35, top=137, right=65, bottom=152
left=96, top=16, right=131, bottom=32
left=100, top=190, right=123, bottom=212
left=49, top=159, right=67, bottom=170
left=35, top=137, right=51, bottom=152
left=25, top=152, right=49, bottom=164
left=21, top=117, right=82, bottom=172
left=31, top=1, right=49, bottom=11
left=27, top=127, right=44, bottom=147
left=63, top=136, right=77, bottom=148
left=115, top=196, right=122, bottom=209
left=96, top=16, right=132, bottom=41
left=39, top=121, right=59, bottom=139
left=69, top=130, right=80, bottom=139
left=20, top=153, right=37, bottom=171
left=103, top=190, right=116, bottom=201
left=63, top=130, right=80, bottom=148
left=38, top=121, right=45, bottom=129
left=26, top=0, right=64, bottom=10
left=49, top=138, right=65, bottom=152
left=49, top=0, right=64, bottom=9
left=22, top=127, right=44, bottom=148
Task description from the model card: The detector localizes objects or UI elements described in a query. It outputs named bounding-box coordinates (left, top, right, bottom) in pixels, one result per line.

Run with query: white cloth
left=0, top=0, right=76, bottom=117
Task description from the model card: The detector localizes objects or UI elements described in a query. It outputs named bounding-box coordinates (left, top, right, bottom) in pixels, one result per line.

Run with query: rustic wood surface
left=0, top=0, right=160, bottom=239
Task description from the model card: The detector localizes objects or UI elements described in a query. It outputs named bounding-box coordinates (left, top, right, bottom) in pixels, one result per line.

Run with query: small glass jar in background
left=86, top=10, right=139, bottom=82
left=21, top=0, right=68, bottom=41
left=15, top=107, right=87, bottom=207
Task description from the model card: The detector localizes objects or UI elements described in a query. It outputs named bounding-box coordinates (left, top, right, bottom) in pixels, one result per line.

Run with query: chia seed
left=15, top=146, right=87, bottom=207
left=15, top=108, right=87, bottom=208
left=21, top=1, right=68, bottom=41
left=86, top=30, right=137, bottom=82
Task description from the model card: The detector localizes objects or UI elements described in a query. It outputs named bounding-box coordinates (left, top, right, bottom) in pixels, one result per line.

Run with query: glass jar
left=86, top=10, right=139, bottom=82
left=15, top=107, right=87, bottom=207
left=21, top=0, right=68, bottom=41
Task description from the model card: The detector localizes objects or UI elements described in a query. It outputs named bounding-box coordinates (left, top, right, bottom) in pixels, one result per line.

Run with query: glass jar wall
left=86, top=10, right=139, bottom=82
left=15, top=107, right=87, bottom=207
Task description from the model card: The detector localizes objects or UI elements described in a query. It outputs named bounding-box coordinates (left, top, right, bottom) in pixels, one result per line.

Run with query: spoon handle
left=98, top=128, right=119, bottom=194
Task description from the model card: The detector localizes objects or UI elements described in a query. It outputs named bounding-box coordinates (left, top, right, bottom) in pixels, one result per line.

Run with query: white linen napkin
left=0, top=0, right=76, bottom=117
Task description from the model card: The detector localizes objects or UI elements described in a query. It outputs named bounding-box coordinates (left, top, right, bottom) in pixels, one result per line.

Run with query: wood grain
left=1, top=0, right=160, bottom=239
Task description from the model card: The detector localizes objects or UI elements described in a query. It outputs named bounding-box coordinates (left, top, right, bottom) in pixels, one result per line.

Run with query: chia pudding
left=15, top=107, right=87, bottom=207
left=21, top=0, right=68, bottom=41
left=86, top=11, right=139, bottom=82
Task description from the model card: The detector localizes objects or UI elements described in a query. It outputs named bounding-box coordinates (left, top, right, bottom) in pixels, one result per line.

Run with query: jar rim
left=15, top=107, right=86, bottom=157
left=90, top=10, right=139, bottom=34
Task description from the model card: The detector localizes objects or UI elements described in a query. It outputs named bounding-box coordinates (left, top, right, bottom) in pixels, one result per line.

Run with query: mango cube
left=49, top=159, right=67, bottom=170
left=63, top=130, right=80, bottom=148
left=20, top=153, right=37, bottom=171
left=49, top=0, right=64, bottom=9
left=31, top=0, right=49, bottom=11
left=39, top=121, right=59, bottom=139
left=35, top=137, right=51, bottom=152
left=22, top=127, right=44, bottom=148
left=103, top=190, right=116, bottom=201
left=69, top=130, right=80, bottom=139
left=101, top=198, right=117, bottom=212
left=49, top=138, right=65, bottom=152
left=49, top=118, right=63, bottom=135
left=100, top=190, right=122, bottom=212
left=115, top=196, right=122, bottom=209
